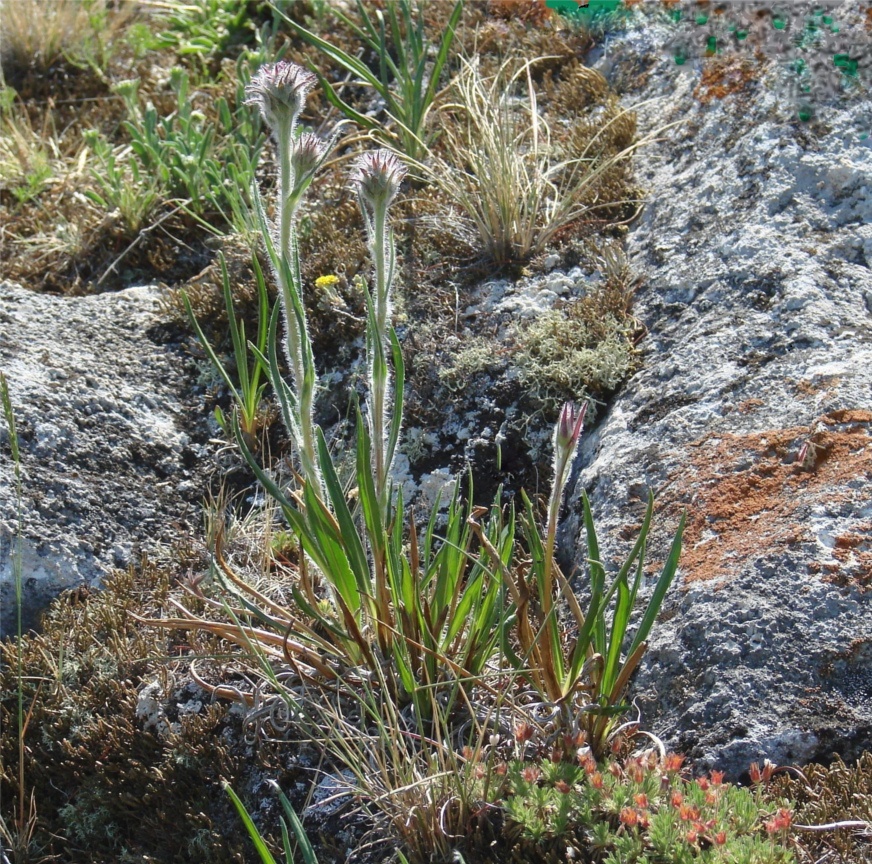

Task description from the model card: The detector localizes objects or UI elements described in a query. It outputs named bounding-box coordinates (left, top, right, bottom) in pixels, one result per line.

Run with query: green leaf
left=223, top=782, right=279, bottom=864
left=275, top=11, right=385, bottom=94
left=602, top=567, right=631, bottom=698
left=311, top=66, right=379, bottom=131
left=271, top=781, right=320, bottom=864
left=627, top=508, right=685, bottom=657
left=354, top=402, right=384, bottom=556
left=301, top=477, right=362, bottom=615
left=385, top=327, right=405, bottom=481
left=316, top=427, right=371, bottom=595
left=581, top=491, right=608, bottom=658
left=423, top=0, right=463, bottom=115
left=181, top=289, right=241, bottom=406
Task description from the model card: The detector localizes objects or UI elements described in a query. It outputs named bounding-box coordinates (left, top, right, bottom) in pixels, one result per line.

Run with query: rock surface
left=0, top=283, right=214, bottom=635
left=561, top=6, right=872, bottom=778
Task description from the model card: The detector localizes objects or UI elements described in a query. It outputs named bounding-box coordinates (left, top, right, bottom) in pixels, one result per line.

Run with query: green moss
left=439, top=337, right=504, bottom=391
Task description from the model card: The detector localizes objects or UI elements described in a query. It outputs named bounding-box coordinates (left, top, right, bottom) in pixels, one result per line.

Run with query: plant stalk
left=276, top=114, right=319, bottom=488
left=371, top=198, right=389, bottom=507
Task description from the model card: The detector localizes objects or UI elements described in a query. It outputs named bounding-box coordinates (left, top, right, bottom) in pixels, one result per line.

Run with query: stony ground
left=1, top=2, right=871, bottom=861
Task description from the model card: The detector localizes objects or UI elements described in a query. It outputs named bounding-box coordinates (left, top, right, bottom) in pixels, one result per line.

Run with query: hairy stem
left=276, top=115, right=319, bottom=488
left=371, top=199, right=389, bottom=507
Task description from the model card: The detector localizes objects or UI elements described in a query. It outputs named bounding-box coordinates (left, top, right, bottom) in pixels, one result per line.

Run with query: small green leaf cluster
left=183, top=252, right=271, bottom=447
left=86, top=65, right=264, bottom=237
left=149, top=0, right=257, bottom=61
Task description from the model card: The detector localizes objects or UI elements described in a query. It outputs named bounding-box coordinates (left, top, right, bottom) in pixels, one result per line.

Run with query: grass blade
left=223, top=782, right=279, bottom=864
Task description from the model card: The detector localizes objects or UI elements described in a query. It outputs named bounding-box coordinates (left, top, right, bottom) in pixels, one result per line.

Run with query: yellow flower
left=315, top=274, right=340, bottom=290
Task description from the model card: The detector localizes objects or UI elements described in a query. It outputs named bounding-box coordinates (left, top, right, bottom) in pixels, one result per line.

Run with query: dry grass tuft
left=0, top=0, right=137, bottom=86
left=414, top=55, right=643, bottom=266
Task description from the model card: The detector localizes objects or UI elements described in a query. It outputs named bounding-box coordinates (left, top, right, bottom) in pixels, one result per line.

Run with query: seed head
left=245, top=61, right=316, bottom=134
left=351, top=149, right=407, bottom=211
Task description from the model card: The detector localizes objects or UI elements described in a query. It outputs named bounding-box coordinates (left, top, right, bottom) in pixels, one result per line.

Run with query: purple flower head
left=350, top=149, right=407, bottom=211
left=245, top=61, right=316, bottom=134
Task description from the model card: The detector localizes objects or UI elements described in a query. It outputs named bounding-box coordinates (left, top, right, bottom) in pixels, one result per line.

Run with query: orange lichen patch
left=670, top=410, right=872, bottom=587
left=795, top=376, right=841, bottom=397
left=831, top=521, right=872, bottom=589
left=738, top=398, right=764, bottom=414
left=694, top=56, right=763, bottom=104
left=866, top=6, right=872, bottom=32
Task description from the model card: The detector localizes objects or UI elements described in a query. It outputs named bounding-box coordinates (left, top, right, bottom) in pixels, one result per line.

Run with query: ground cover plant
left=2, top=2, right=871, bottom=863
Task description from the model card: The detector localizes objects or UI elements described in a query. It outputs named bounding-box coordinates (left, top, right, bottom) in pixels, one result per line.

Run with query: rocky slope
left=563, top=4, right=872, bottom=778
left=1, top=1, right=869, bottom=783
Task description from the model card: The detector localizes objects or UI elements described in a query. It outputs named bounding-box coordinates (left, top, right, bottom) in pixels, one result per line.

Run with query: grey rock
left=0, top=282, right=215, bottom=636
left=560, top=10, right=872, bottom=778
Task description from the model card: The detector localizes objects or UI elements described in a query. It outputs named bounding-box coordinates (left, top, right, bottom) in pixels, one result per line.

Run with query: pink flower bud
left=555, top=401, right=586, bottom=455
left=245, top=61, right=316, bottom=134
left=289, top=131, right=328, bottom=196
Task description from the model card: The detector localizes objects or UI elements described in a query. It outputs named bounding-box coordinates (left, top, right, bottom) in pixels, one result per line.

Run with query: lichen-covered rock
left=0, top=282, right=215, bottom=635
left=562, top=7, right=872, bottom=778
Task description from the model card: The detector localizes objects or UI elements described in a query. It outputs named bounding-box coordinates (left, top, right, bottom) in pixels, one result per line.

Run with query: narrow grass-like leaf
left=271, top=781, right=319, bottom=864
left=422, top=0, right=463, bottom=113
left=182, top=289, right=241, bottom=405
left=315, top=427, right=370, bottom=596
left=385, top=327, right=405, bottom=480
left=223, top=783, right=279, bottom=864
left=627, top=508, right=685, bottom=657
left=581, top=490, right=608, bottom=659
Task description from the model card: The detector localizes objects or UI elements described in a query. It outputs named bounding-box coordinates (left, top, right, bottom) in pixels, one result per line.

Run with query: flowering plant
left=478, top=400, right=686, bottom=758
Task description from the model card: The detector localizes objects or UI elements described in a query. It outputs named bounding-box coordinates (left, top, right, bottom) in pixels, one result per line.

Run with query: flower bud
left=245, top=61, right=316, bottom=135
left=350, top=149, right=407, bottom=211
left=289, top=131, right=328, bottom=198
left=555, top=401, right=586, bottom=455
